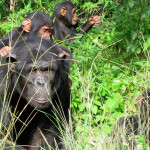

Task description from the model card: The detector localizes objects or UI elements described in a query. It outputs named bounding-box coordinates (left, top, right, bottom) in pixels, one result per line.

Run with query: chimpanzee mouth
left=32, top=99, right=49, bottom=104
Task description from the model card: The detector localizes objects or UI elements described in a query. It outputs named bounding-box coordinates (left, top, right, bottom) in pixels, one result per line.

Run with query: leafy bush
left=0, top=0, right=150, bottom=149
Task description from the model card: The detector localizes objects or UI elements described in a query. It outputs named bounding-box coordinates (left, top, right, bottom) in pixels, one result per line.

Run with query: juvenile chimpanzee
left=0, top=36, right=72, bottom=150
left=0, top=11, right=53, bottom=56
left=52, top=1, right=101, bottom=42
left=23, top=1, right=101, bottom=43
left=112, top=91, right=150, bottom=148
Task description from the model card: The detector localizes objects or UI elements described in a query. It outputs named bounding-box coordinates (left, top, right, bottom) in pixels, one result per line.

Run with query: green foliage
left=106, top=0, right=150, bottom=53
left=69, top=35, right=146, bottom=128
left=0, top=1, right=9, bottom=19
left=135, top=135, right=148, bottom=149
left=0, top=0, right=150, bottom=149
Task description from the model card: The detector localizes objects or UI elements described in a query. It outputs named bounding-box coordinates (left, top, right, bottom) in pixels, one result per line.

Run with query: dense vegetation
left=0, top=0, right=150, bottom=149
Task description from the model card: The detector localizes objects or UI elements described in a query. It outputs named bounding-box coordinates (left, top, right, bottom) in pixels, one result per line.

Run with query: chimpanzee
left=0, top=36, right=72, bottom=150
left=112, top=91, right=150, bottom=148
left=52, top=1, right=101, bottom=42
left=0, top=11, right=53, bottom=56
left=22, top=1, right=101, bottom=43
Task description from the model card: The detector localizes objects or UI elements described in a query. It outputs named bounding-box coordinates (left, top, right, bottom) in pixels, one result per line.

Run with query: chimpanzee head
left=22, top=11, right=53, bottom=40
left=6, top=37, right=70, bottom=109
left=53, top=1, right=78, bottom=26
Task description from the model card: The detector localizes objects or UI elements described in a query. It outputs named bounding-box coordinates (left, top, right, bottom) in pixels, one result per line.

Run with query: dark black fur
left=0, top=11, right=53, bottom=49
left=112, top=91, right=150, bottom=148
left=0, top=37, right=72, bottom=150
left=52, top=1, right=93, bottom=42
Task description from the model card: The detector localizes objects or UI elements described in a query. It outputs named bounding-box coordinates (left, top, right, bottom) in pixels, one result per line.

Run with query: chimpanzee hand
left=89, top=16, right=101, bottom=26
left=0, top=46, right=12, bottom=56
left=22, top=19, right=31, bottom=33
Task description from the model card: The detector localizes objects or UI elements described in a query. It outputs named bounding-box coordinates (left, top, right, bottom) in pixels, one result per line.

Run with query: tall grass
left=0, top=29, right=149, bottom=150
left=0, top=0, right=150, bottom=149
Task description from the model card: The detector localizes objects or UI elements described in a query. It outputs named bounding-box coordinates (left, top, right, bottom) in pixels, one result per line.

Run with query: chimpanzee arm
left=54, top=29, right=64, bottom=41
left=53, top=22, right=65, bottom=41
left=79, top=16, right=101, bottom=34
left=0, top=27, right=23, bottom=49
left=79, top=21, right=93, bottom=33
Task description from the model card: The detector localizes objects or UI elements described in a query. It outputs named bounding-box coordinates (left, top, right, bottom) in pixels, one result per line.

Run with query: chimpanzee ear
left=6, top=54, right=17, bottom=70
left=58, top=53, right=66, bottom=60
left=59, top=47, right=72, bottom=59
left=60, top=7, right=67, bottom=16
left=22, top=19, right=31, bottom=33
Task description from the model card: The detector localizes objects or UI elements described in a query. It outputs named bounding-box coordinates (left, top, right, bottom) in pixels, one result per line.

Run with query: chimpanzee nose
left=35, top=76, right=46, bottom=86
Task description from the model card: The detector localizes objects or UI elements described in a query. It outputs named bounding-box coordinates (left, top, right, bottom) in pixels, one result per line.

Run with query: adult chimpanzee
left=112, top=91, right=150, bottom=148
left=52, top=1, right=101, bottom=42
left=0, top=11, right=53, bottom=56
left=0, top=36, right=72, bottom=150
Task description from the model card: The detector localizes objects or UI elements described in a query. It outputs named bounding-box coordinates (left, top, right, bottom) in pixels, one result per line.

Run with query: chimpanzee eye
left=43, top=68, right=49, bottom=72
left=31, top=67, right=38, bottom=72
left=42, top=29, right=47, bottom=33
left=49, top=29, right=53, bottom=34
left=42, top=68, right=54, bottom=76
left=43, top=67, right=54, bottom=72
left=50, top=68, right=54, bottom=72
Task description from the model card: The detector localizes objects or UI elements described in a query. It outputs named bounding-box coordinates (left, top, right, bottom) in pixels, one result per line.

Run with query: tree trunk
left=10, top=0, right=15, bottom=12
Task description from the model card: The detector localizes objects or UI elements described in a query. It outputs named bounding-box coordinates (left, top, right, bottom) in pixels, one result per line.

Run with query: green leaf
left=91, top=105, right=98, bottom=115
left=104, top=93, right=123, bottom=112
left=131, top=30, right=137, bottom=40
left=128, top=0, right=135, bottom=8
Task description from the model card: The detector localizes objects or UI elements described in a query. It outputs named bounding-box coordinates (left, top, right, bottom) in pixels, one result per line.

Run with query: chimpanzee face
left=38, top=25, right=53, bottom=40
left=59, top=5, right=78, bottom=26
left=20, top=60, right=61, bottom=109
left=23, top=11, right=54, bottom=40
left=71, top=8, right=78, bottom=25
left=7, top=38, right=66, bottom=109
